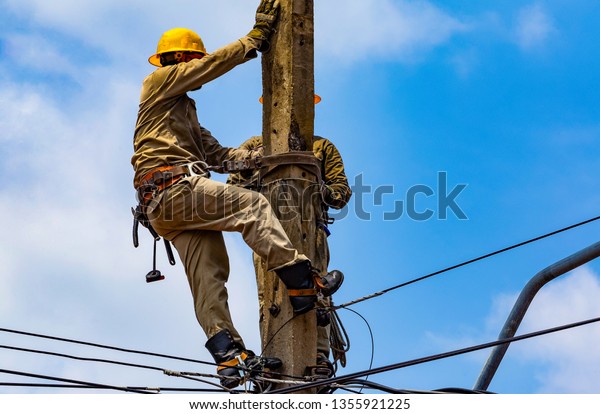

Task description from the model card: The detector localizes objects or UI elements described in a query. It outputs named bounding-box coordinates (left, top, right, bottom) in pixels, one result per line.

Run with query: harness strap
left=219, top=153, right=322, bottom=182
left=216, top=352, right=249, bottom=372
left=257, top=152, right=321, bottom=182
left=287, top=288, right=317, bottom=297
left=136, top=162, right=211, bottom=204
left=313, top=274, right=327, bottom=290
left=140, top=165, right=190, bottom=186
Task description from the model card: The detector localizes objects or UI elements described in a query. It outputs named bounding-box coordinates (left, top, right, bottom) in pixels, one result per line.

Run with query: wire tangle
left=267, top=314, right=600, bottom=394
left=1, top=215, right=598, bottom=394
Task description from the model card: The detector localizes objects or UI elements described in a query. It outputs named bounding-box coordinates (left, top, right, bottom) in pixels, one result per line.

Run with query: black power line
left=0, top=368, right=154, bottom=394
left=268, top=315, right=600, bottom=394
left=0, top=327, right=217, bottom=368
left=0, top=344, right=248, bottom=393
left=0, top=344, right=166, bottom=373
left=0, top=327, right=305, bottom=383
left=336, top=215, right=600, bottom=309
left=0, top=383, right=227, bottom=393
left=2, top=215, right=598, bottom=394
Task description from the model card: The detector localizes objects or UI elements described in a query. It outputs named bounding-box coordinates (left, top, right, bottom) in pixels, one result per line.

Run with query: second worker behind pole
left=228, top=94, right=353, bottom=378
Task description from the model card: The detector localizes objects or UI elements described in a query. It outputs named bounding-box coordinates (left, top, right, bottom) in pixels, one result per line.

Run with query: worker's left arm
left=201, top=127, right=261, bottom=167
left=319, top=137, right=352, bottom=209
left=226, top=136, right=263, bottom=186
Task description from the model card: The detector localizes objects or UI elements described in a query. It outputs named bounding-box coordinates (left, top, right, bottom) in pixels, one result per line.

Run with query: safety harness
left=131, top=161, right=214, bottom=283
left=131, top=154, right=320, bottom=283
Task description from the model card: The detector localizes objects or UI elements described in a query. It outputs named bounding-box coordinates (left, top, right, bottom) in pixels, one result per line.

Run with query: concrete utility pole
left=258, top=0, right=320, bottom=392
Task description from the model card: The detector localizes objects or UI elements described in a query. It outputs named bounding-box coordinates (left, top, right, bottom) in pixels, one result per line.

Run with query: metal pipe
left=474, top=240, right=600, bottom=391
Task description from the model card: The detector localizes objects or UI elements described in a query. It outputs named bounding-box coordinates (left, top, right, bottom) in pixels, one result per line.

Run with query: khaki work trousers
left=252, top=215, right=333, bottom=357
left=148, top=176, right=305, bottom=346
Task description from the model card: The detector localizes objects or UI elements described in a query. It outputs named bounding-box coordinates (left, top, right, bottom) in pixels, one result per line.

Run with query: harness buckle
left=223, top=158, right=259, bottom=173
left=183, top=161, right=211, bottom=178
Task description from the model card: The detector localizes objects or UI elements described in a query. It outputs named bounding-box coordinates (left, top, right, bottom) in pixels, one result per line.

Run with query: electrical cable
left=332, top=380, right=426, bottom=394
left=258, top=312, right=321, bottom=382
left=334, top=380, right=493, bottom=394
left=0, top=327, right=218, bottom=368
left=0, top=344, right=166, bottom=373
left=0, top=342, right=309, bottom=394
left=335, top=215, right=600, bottom=310
left=329, top=307, right=350, bottom=369
left=0, top=368, right=155, bottom=394
left=3, top=215, right=597, bottom=394
left=338, top=308, right=374, bottom=393
left=0, top=328, right=310, bottom=390
left=0, top=344, right=236, bottom=393
left=329, top=384, right=364, bottom=394
left=0, top=383, right=228, bottom=392
left=260, top=312, right=302, bottom=355
left=170, top=373, right=232, bottom=393
left=267, top=314, right=600, bottom=394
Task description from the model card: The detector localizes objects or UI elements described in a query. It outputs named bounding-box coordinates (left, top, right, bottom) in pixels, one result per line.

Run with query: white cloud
left=514, top=3, right=556, bottom=51
left=0, top=58, right=261, bottom=391
left=2, top=0, right=258, bottom=63
left=482, top=267, right=600, bottom=393
left=515, top=266, right=600, bottom=393
left=3, top=0, right=467, bottom=67
left=3, top=34, right=75, bottom=76
left=425, top=266, right=600, bottom=393
left=315, top=0, right=468, bottom=64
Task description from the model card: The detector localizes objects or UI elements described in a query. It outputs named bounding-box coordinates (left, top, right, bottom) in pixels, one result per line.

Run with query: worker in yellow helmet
left=228, top=95, right=352, bottom=381
left=131, top=0, right=343, bottom=389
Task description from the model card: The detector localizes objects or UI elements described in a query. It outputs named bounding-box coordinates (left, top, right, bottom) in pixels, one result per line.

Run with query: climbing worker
left=228, top=94, right=352, bottom=379
left=131, top=1, right=343, bottom=389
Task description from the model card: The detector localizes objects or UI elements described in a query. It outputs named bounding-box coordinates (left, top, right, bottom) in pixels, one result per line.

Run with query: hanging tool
left=132, top=205, right=176, bottom=283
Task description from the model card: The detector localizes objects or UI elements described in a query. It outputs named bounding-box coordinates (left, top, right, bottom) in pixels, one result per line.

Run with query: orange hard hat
left=259, top=94, right=321, bottom=104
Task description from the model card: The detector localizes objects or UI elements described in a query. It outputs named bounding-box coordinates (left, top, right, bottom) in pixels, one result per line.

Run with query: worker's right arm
left=140, top=37, right=262, bottom=102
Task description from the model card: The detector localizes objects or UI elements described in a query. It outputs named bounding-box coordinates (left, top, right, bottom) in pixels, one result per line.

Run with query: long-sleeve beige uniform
left=132, top=37, right=306, bottom=346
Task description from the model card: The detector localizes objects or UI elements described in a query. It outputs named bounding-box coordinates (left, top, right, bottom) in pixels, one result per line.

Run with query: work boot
left=316, top=269, right=344, bottom=297
left=205, top=329, right=282, bottom=389
left=315, top=352, right=335, bottom=394
left=302, top=352, right=335, bottom=393
left=275, top=260, right=344, bottom=315
left=315, top=352, right=335, bottom=379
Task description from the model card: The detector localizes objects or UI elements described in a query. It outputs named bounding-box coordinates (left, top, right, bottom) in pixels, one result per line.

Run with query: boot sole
left=321, top=271, right=344, bottom=297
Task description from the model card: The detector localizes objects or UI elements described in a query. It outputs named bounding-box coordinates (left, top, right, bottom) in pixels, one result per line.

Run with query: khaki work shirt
left=132, top=37, right=261, bottom=187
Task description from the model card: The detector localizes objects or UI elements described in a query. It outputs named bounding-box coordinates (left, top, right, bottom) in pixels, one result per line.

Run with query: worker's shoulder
left=313, top=136, right=337, bottom=150
left=248, top=135, right=263, bottom=145
left=239, top=135, right=263, bottom=150
left=141, top=64, right=178, bottom=89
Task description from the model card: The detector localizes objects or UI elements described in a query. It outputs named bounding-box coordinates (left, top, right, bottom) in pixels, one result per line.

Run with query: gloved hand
left=321, top=183, right=335, bottom=204
left=251, top=145, right=264, bottom=158
left=247, top=0, right=281, bottom=51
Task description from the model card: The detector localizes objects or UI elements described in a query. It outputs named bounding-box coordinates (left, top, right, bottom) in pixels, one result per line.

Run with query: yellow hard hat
left=259, top=94, right=321, bottom=104
left=148, top=28, right=207, bottom=67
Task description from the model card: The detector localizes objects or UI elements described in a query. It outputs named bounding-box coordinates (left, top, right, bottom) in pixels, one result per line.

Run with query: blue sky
left=1, top=0, right=600, bottom=394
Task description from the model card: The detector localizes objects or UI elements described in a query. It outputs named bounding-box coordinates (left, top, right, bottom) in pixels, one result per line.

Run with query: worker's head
left=259, top=94, right=321, bottom=104
left=149, top=28, right=207, bottom=67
